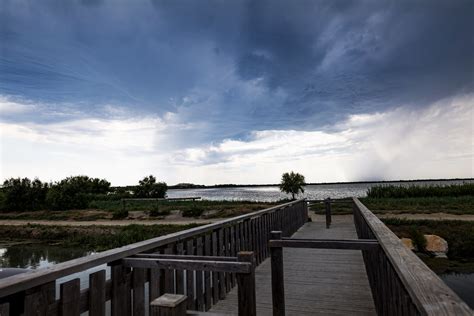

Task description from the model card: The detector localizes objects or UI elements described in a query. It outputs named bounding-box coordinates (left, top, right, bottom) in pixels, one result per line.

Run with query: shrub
left=149, top=208, right=170, bottom=217
left=182, top=207, right=204, bottom=217
left=409, top=226, right=427, bottom=252
left=112, top=209, right=129, bottom=219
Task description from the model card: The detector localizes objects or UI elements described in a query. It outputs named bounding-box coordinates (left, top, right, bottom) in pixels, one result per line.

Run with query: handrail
left=352, top=197, right=472, bottom=315
left=0, top=199, right=305, bottom=298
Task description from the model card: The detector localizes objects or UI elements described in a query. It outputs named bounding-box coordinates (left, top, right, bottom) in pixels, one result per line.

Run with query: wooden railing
left=0, top=199, right=307, bottom=315
left=352, top=197, right=472, bottom=315
left=127, top=252, right=257, bottom=316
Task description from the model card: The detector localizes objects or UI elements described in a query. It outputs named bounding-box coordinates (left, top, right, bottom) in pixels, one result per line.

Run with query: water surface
left=441, top=273, right=474, bottom=309
left=168, top=179, right=473, bottom=202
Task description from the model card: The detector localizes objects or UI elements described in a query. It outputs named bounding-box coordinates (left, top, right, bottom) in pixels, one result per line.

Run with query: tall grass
left=360, top=196, right=474, bottom=214
left=0, top=223, right=202, bottom=251
left=88, top=199, right=277, bottom=215
left=366, top=183, right=474, bottom=198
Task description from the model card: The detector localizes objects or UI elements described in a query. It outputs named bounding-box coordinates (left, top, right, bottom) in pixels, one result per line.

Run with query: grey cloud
left=0, top=0, right=472, bottom=146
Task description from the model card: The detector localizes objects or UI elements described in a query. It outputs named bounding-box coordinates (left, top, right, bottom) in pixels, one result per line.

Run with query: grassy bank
left=90, top=199, right=277, bottom=215
left=0, top=224, right=202, bottom=251
left=307, top=196, right=474, bottom=215
left=358, top=183, right=474, bottom=215
left=361, top=196, right=474, bottom=214
left=0, top=200, right=279, bottom=221
left=383, top=218, right=474, bottom=273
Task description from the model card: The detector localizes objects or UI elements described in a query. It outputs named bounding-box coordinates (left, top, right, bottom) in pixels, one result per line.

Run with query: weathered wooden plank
left=24, top=281, right=55, bottom=316
left=185, top=239, right=195, bottom=310
left=149, top=268, right=161, bottom=315
left=175, top=242, right=185, bottom=294
left=89, top=270, right=106, bottom=316
left=132, top=268, right=146, bottom=316
left=195, top=236, right=204, bottom=311
left=269, top=239, right=380, bottom=251
left=0, top=303, right=9, bottom=316
left=270, top=231, right=285, bottom=316
left=204, top=234, right=212, bottom=310
left=217, top=228, right=226, bottom=299
left=230, top=225, right=236, bottom=287
left=236, top=252, right=256, bottom=316
left=164, top=245, right=175, bottom=294
left=133, top=254, right=238, bottom=262
left=122, top=258, right=251, bottom=273
left=150, top=293, right=187, bottom=316
left=60, top=278, right=80, bottom=316
left=110, top=263, right=131, bottom=316
left=211, top=231, right=219, bottom=304
left=257, top=217, right=263, bottom=264
left=224, top=227, right=231, bottom=292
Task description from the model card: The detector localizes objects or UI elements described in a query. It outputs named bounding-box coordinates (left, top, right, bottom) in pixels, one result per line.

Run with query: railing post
left=24, top=281, right=55, bottom=316
left=324, top=198, right=332, bottom=229
left=0, top=303, right=9, bottom=316
left=237, top=252, right=256, bottom=316
left=109, top=262, right=132, bottom=316
left=270, top=231, right=285, bottom=316
left=150, top=294, right=187, bottom=316
left=303, top=199, right=308, bottom=223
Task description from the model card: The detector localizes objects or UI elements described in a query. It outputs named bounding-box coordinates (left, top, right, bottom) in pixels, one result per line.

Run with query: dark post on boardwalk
left=0, top=0, right=473, bottom=315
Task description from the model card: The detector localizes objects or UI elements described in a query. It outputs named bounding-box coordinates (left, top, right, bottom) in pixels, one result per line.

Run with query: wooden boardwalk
left=2, top=199, right=469, bottom=315
left=210, top=215, right=376, bottom=315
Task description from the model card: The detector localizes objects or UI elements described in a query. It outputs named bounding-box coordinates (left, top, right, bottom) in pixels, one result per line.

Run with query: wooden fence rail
left=0, top=199, right=307, bottom=316
left=125, top=252, right=256, bottom=316
left=352, top=197, right=472, bottom=315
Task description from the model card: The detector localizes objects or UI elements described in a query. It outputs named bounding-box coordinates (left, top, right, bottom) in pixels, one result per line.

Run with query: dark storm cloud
left=1, top=0, right=473, bottom=141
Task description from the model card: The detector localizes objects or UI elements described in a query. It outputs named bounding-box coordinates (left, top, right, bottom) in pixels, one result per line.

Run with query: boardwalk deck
left=210, top=215, right=376, bottom=315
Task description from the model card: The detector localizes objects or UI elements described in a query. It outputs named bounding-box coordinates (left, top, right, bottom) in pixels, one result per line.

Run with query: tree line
left=0, top=175, right=167, bottom=211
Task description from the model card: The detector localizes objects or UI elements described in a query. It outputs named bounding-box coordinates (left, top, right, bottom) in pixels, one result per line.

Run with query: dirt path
left=1, top=212, right=473, bottom=228
left=0, top=218, right=221, bottom=227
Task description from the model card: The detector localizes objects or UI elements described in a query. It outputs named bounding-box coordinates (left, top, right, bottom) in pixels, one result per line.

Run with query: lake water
left=1, top=243, right=473, bottom=309
left=441, top=273, right=474, bottom=308
left=167, top=179, right=473, bottom=202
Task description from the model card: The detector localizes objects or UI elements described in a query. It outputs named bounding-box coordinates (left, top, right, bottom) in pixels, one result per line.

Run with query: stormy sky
left=1, top=0, right=473, bottom=185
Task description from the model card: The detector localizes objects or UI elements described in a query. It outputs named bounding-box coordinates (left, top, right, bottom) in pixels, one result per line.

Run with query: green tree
left=279, top=171, right=306, bottom=200
left=134, top=175, right=167, bottom=198
left=46, top=176, right=111, bottom=210
left=1, top=178, right=49, bottom=211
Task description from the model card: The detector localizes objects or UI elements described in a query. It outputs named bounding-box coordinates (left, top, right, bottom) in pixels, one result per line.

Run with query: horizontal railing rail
left=0, top=199, right=308, bottom=315
left=352, top=197, right=472, bottom=315
left=270, top=238, right=380, bottom=250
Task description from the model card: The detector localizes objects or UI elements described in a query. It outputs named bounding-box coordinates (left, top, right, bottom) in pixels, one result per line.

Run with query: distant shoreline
left=164, top=178, right=473, bottom=189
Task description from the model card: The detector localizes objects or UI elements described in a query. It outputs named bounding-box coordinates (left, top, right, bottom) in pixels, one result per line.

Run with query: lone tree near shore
left=135, top=175, right=167, bottom=198
left=279, top=171, right=306, bottom=200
